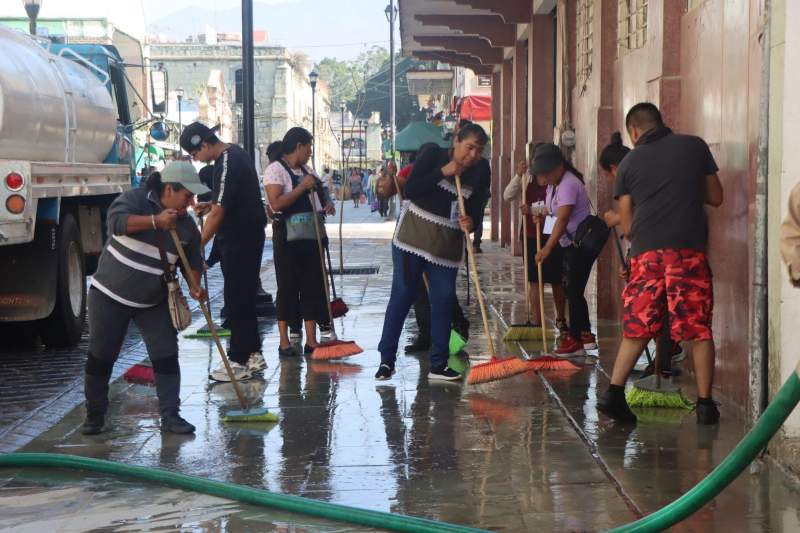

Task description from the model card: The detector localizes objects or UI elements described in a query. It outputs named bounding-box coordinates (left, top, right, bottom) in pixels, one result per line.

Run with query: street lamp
left=309, top=70, right=318, bottom=170
left=23, top=0, right=41, bottom=36
left=384, top=1, right=397, bottom=164
left=340, top=103, right=346, bottom=175
left=176, top=88, right=184, bottom=154
left=359, top=119, right=366, bottom=170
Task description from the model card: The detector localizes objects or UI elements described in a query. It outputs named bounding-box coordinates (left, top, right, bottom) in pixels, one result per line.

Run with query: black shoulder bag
left=571, top=194, right=610, bottom=257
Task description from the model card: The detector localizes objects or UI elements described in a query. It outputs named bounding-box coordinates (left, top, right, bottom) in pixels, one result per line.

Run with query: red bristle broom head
left=525, top=356, right=582, bottom=372
left=467, top=356, right=530, bottom=385
left=123, top=364, right=155, bottom=386
left=311, top=339, right=363, bottom=360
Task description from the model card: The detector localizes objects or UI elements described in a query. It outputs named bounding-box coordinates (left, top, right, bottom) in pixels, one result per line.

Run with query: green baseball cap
left=160, top=161, right=211, bottom=196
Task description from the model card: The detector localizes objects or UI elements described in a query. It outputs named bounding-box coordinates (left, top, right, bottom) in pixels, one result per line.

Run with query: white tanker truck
left=0, top=26, right=168, bottom=346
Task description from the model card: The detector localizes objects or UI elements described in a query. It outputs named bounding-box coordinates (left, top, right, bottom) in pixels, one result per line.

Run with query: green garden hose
left=0, top=452, right=488, bottom=533
left=2, top=367, right=798, bottom=532
left=607, top=365, right=800, bottom=532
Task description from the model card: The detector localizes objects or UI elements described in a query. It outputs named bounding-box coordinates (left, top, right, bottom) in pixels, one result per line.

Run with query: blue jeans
left=378, top=245, right=458, bottom=369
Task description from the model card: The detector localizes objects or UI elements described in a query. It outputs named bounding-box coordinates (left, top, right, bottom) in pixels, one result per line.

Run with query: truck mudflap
left=0, top=220, right=57, bottom=321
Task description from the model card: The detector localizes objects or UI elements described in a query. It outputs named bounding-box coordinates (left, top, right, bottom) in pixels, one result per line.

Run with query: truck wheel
left=39, top=214, right=86, bottom=347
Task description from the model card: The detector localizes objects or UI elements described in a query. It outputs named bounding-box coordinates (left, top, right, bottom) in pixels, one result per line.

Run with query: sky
left=141, top=0, right=400, bottom=62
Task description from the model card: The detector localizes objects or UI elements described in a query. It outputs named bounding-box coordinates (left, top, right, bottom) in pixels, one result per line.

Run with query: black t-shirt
left=212, top=144, right=268, bottom=239
left=614, top=127, right=718, bottom=257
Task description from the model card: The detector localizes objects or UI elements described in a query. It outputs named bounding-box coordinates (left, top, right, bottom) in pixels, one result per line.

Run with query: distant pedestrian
left=350, top=170, right=363, bottom=208
left=82, top=162, right=209, bottom=435
left=181, top=122, right=269, bottom=383
left=598, top=103, right=724, bottom=425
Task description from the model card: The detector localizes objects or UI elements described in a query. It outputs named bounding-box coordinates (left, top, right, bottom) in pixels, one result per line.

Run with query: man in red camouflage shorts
left=597, top=103, right=724, bottom=425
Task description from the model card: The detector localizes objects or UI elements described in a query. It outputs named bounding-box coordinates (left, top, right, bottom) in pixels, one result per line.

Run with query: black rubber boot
left=82, top=373, right=109, bottom=435
left=696, top=399, right=720, bottom=425
left=597, top=386, right=637, bottom=424
left=154, top=372, right=195, bottom=434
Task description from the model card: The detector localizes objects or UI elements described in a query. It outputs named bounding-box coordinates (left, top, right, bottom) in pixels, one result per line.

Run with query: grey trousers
left=86, top=288, right=182, bottom=418
left=88, top=287, right=178, bottom=363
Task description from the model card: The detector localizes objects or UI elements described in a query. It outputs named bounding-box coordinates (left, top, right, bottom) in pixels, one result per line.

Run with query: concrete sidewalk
left=2, top=230, right=800, bottom=531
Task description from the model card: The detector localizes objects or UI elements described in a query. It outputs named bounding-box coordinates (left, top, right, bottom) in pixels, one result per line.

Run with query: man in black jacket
left=181, top=123, right=268, bottom=382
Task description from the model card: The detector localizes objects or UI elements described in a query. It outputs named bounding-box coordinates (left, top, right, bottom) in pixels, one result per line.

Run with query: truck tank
left=0, top=27, right=117, bottom=163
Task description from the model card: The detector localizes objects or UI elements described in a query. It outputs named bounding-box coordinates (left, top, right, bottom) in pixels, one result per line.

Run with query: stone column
left=510, top=39, right=529, bottom=256
left=491, top=70, right=502, bottom=242
left=500, top=58, right=513, bottom=247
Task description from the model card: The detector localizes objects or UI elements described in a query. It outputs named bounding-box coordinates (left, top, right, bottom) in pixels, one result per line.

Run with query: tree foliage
left=315, top=46, right=389, bottom=111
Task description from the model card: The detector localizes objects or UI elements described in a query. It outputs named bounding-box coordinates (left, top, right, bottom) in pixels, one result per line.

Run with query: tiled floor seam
left=485, top=294, right=644, bottom=521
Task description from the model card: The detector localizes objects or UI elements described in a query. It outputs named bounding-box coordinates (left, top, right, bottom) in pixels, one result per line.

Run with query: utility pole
left=241, top=0, right=255, bottom=161
left=385, top=1, right=397, bottom=164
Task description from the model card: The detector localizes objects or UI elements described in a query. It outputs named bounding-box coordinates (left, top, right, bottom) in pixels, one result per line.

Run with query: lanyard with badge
left=542, top=185, right=558, bottom=234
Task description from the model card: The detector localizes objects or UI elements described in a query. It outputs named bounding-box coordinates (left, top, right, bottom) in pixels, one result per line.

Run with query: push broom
left=442, top=175, right=528, bottom=385
left=523, top=218, right=580, bottom=372
left=504, top=175, right=544, bottom=341
left=626, top=326, right=693, bottom=409
left=184, top=215, right=231, bottom=339
left=169, top=229, right=278, bottom=423
left=308, top=191, right=363, bottom=360
left=390, top=174, right=467, bottom=370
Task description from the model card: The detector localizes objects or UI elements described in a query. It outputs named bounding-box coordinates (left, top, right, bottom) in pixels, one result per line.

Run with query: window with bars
left=617, top=0, right=648, bottom=57
left=576, top=0, right=593, bottom=84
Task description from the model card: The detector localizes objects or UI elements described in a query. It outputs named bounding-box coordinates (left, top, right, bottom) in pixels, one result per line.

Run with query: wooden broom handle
left=535, top=221, right=548, bottom=352
left=169, top=229, right=247, bottom=410
left=521, top=175, right=531, bottom=324
left=309, top=192, right=336, bottom=329
left=454, top=175, right=497, bottom=358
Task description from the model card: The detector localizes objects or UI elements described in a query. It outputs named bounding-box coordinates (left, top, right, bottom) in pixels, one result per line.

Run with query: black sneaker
left=375, top=363, right=395, bottom=381
left=428, top=365, right=462, bottom=381
left=474, top=245, right=482, bottom=253
left=303, top=344, right=318, bottom=356
left=404, top=335, right=431, bottom=353
left=696, top=400, right=720, bottom=425
left=161, top=414, right=196, bottom=434
left=597, top=388, right=637, bottom=424
left=81, top=414, right=105, bottom=435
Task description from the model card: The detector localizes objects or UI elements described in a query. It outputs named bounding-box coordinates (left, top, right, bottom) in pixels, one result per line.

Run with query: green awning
left=394, top=121, right=451, bottom=152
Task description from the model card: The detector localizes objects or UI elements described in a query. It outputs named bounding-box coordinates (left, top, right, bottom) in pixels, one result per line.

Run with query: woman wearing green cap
left=81, top=161, right=208, bottom=436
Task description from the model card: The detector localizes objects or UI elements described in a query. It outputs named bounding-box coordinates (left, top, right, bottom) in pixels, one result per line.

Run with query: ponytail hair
left=563, top=160, right=585, bottom=183
left=599, top=131, right=631, bottom=171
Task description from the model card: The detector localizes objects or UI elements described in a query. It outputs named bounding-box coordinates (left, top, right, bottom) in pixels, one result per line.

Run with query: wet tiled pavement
left=2, top=204, right=800, bottom=531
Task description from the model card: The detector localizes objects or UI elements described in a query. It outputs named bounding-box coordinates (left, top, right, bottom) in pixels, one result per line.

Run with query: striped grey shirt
left=91, top=188, right=203, bottom=308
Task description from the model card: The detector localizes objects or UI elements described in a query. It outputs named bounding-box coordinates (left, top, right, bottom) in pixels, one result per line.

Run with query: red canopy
left=458, top=95, right=492, bottom=122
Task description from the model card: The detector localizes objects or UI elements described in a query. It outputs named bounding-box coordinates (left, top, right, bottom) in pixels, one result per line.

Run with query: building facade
left=150, top=42, right=337, bottom=172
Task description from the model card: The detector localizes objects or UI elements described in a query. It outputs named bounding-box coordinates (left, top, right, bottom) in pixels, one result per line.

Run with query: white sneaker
left=319, top=327, right=336, bottom=341
left=247, top=352, right=267, bottom=372
left=209, top=361, right=252, bottom=382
